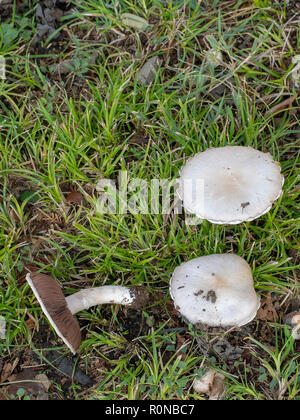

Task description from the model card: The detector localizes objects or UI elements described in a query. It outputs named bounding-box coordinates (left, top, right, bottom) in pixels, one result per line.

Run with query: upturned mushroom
left=179, top=146, right=284, bottom=224
left=26, top=273, right=149, bottom=354
left=169, top=254, right=260, bottom=328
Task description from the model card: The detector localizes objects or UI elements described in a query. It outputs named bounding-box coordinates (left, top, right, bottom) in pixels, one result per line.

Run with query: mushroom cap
left=26, top=273, right=81, bottom=354
left=179, top=146, right=284, bottom=224
left=169, top=254, right=260, bottom=327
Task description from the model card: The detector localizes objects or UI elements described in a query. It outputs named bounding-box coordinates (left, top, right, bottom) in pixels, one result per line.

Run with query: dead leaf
left=0, top=391, right=8, bottom=400
left=120, top=13, right=149, bottom=31
left=291, top=55, right=300, bottom=87
left=25, top=317, right=37, bottom=331
left=0, top=316, right=6, bottom=339
left=205, top=48, right=223, bottom=67
left=212, top=338, right=243, bottom=360
left=30, top=239, right=43, bottom=256
left=7, top=369, right=50, bottom=400
left=257, top=293, right=278, bottom=322
left=266, top=95, right=296, bottom=116
left=165, top=299, right=180, bottom=318
left=35, top=374, right=51, bottom=392
left=193, top=369, right=226, bottom=400
left=128, top=131, right=151, bottom=146
left=137, top=56, right=160, bottom=85
left=66, top=191, right=84, bottom=205
left=176, top=334, right=188, bottom=361
left=1, top=358, right=19, bottom=383
left=46, top=350, right=93, bottom=386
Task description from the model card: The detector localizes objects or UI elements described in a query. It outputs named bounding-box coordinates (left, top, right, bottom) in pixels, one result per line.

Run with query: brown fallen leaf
left=176, top=334, right=188, bottom=361
left=25, top=316, right=37, bottom=331
left=165, top=38, right=178, bottom=63
left=7, top=369, right=50, bottom=400
left=66, top=191, right=84, bottom=205
left=193, top=369, right=226, bottom=400
left=266, top=95, right=296, bottom=115
left=165, top=299, right=180, bottom=318
left=35, top=374, right=51, bottom=392
left=0, top=391, right=8, bottom=400
left=17, top=261, right=39, bottom=286
left=257, top=292, right=278, bottom=322
left=1, top=358, right=19, bottom=383
left=128, top=131, right=151, bottom=146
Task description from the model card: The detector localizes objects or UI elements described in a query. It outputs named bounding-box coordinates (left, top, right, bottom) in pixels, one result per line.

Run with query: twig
left=266, top=95, right=296, bottom=115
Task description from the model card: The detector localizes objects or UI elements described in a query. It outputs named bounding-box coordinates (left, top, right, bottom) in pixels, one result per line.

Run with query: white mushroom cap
left=170, top=254, right=260, bottom=327
left=179, top=146, right=284, bottom=224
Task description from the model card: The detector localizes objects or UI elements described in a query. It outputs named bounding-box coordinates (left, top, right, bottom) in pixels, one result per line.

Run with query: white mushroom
left=179, top=146, right=284, bottom=224
left=169, top=254, right=260, bottom=328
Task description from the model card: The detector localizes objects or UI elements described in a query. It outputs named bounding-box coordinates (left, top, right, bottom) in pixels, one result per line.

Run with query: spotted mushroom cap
left=179, top=146, right=284, bottom=224
left=169, top=254, right=260, bottom=327
left=26, top=273, right=82, bottom=354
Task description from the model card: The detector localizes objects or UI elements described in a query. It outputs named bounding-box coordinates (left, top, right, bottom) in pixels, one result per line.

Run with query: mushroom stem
left=65, top=286, right=136, bottom=314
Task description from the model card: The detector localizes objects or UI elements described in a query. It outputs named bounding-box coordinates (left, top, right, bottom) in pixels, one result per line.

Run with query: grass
left=0, top=0, right=299, bottom=400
